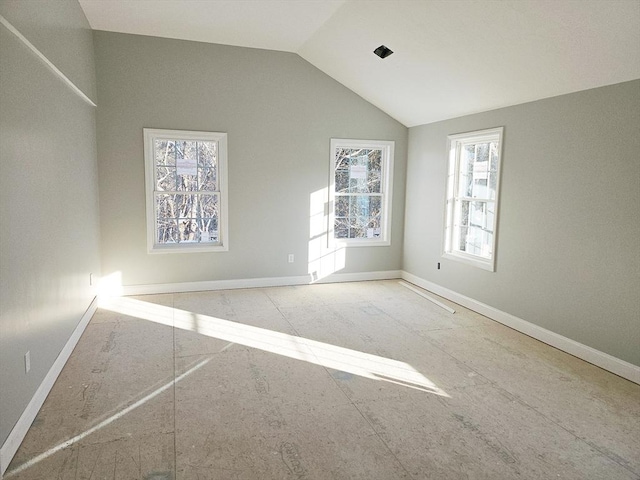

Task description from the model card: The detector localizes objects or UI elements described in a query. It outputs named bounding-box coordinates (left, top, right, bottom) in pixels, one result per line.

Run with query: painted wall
left=403, top=80, right=640, bottom=366
left=0, top=0, right=96, bottom=102
left=0, top=0, right=101, bottom=448
left=94, top=31, right=407, bottom=287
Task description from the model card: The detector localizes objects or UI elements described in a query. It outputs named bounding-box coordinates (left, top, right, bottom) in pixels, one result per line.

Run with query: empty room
left=1, top=0, right=639, bottom=479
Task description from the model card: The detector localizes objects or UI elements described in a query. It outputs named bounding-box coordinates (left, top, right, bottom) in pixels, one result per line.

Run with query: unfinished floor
left=5, top=280, right=640, bottom=479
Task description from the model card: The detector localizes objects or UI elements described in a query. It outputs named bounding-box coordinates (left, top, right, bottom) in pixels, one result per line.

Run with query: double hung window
left=443, top=127, right=503, bottom=271
left=144, top=129, right=228, bottom=253
left=330, top=139, right=394, bottom=246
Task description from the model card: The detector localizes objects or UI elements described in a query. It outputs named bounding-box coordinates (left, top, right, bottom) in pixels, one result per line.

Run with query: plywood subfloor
left=5, top=281, right=639, bottom=479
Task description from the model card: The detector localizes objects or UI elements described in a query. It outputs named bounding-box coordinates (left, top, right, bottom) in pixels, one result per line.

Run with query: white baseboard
left=119, top=270, right=403, bottom=296
left=0, top=297, right=98, bottom=478
left=401, top=271, right=640, bottom=385
left=318, top=270, right=403, bottom=284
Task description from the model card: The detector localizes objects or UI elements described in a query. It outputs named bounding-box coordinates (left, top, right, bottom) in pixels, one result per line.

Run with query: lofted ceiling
left=79, top=0, right=640, bottom=127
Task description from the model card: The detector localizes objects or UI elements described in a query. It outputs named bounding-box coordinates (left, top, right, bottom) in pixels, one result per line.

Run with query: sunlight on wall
left=98, top=271, right=123, bottom=297
left=99, top=296, right=449, bottom=397
left=308, top=187, right=345, bottom=281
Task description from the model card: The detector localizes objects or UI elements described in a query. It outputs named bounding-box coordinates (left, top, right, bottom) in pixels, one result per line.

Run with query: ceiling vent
left=373, top=45, right=393, bottom=59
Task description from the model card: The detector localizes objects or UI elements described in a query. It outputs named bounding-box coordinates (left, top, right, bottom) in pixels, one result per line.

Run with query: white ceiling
left=79, top=0, right=640, bottom=127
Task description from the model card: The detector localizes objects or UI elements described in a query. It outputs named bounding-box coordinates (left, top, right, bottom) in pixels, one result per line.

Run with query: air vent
left=373, top=45, right=393, bottom=59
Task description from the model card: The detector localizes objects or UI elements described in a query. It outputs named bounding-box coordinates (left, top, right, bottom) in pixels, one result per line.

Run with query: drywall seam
left=401, top=271, right=640, bottom=385
left=0, top=297, right=98, bottom=478
left=116, top=270, right=403, bottom=296
left=0, top=15, right=96, bottom=107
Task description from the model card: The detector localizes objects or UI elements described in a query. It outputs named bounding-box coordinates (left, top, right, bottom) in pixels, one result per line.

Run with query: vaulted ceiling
left=79, top=0, right=640, bottom=127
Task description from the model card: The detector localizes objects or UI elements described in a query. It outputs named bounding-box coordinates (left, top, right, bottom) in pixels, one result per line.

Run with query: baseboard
left=119, top=270, right=403, bottom=296
left=401, top=271, right=640, bottom=385
left=318, top=270, right=403, bottom=284
left=0, top=297, right=98, bottom=478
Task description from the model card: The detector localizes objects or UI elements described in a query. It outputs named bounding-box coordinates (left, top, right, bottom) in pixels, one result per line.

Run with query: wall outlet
left=89, top=273, right=93, bottom=286
left=288, top=254, right=294, bottom=263
left=437, top=262, right=441, bottom=270
left=25, top=351, right=31, bottom=373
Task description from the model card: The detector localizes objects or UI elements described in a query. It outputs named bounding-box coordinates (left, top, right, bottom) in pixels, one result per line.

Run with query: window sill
left=148, top=244, right=228, bottom=254
left=333, top=238, right=391, bottom=248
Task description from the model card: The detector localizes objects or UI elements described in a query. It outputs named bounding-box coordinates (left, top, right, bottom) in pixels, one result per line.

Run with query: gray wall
left=0, top=0, right=96, bottom=102
left=0, top=0, right=101, bottom=447
left=94, top=31, right=407, bottom=287
left=403, top=80, right=640, bottom=366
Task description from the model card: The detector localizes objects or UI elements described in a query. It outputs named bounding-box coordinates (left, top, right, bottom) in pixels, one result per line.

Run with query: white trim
left=401, top=271, right=640, bottom=385
left=0, top=15, right=96, bottom=108
left=0, top=297, right=98, bottom=477
left=143, top=129, right=229, bottom=254
left=329, top=139, right=394, bottom=247
left=318, top=270, right=401, bottom=284
left=114, top=270, right=402, bottom=296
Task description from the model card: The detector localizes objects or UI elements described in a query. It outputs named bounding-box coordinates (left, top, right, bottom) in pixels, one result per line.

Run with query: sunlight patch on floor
left=100, top=296, right=449, bottom=397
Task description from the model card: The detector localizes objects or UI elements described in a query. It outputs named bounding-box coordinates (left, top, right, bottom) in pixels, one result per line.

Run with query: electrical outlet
left=25, top=351, right=30, bottom=373
left=288, top=254, right=294, bottom=263
left=89, top=273, right=93, bottom=286
left=437, top=262, right=441, bottom=270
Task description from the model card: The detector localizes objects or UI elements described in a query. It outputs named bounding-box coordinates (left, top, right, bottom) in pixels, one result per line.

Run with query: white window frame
left=329, top=138, right=394, bottom=247
left=143, top=128, right=229, bottom=254
left=443, top=127, right=503, bottom=271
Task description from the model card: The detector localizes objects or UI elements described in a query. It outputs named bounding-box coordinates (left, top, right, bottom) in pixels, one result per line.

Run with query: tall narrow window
left=329, top=139, right=394, bottom=246
left=444, top=127, right=503, bottom=271
left=144, top=129, right=228, bottom=253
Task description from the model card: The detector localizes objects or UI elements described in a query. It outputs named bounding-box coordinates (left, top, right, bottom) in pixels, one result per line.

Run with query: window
left=443, top=127, right=503, bottom=271
left=143, top=129, right=228, bottom=253
left=329, top=139, right=394, bottom=246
